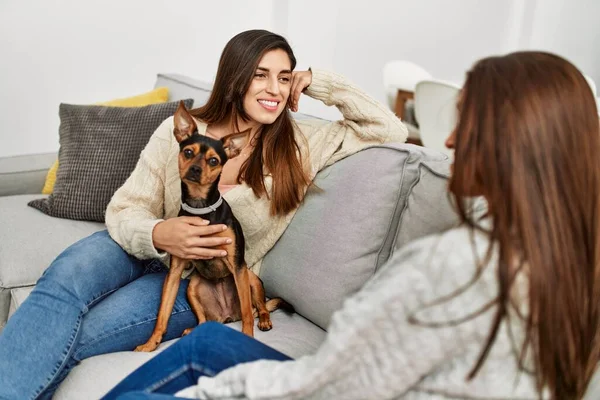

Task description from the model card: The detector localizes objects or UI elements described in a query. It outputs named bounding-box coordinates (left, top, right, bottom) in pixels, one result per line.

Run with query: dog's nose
left=189, top=165, right=201, bottom=175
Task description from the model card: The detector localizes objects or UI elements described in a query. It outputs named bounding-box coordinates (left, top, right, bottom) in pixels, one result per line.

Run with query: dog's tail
left=266, top=297, right=295, bottom=313
left=253, top=298, right=295, bottom=318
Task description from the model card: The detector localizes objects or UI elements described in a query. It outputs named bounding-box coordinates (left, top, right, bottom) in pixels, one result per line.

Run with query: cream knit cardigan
left=105, top=69, right=408, bottom=274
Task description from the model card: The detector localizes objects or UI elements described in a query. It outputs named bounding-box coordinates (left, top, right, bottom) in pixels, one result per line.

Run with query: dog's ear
left=173, top=101, right=196, bottom=143
left=221, top=130, right=251, bottom=159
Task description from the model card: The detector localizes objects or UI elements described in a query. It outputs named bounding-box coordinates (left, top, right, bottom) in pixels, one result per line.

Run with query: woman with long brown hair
left=102, top=51, right=600, bottom=400
left=447, top=51, right=600, bottom=399
left=0, top=29, right=407, bottom=399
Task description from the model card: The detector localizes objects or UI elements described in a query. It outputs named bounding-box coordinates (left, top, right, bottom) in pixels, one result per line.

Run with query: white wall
left=0, top=0, right=275, bottom=157
left=282, top=0, right=513, bottom=119
left=284, top=0, right=599, bottom=108
left=1, top=0, right=598, bottom=158
left=527, top=0, right=600, bottom=84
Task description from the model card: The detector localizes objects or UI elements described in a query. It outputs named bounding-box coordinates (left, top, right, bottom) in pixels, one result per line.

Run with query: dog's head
left=173, top=101, right=248, bottom=195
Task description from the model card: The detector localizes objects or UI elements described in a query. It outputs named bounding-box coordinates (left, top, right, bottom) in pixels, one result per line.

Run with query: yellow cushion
left=96, top=86, right=169, bottom=107
left=42, top=87, right=170, bottom=194
left=41, top=160, right=59, bottom=195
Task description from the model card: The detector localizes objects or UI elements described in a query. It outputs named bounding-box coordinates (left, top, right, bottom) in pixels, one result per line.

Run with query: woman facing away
left=0, top=30, right=407, bottom=399
left=102, top=51, right=600, bottom=400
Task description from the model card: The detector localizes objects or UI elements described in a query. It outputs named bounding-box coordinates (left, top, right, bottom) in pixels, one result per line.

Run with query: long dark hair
left=190, top=29, right=311, bottom=216
left=450, top=51, right=600, bottom=399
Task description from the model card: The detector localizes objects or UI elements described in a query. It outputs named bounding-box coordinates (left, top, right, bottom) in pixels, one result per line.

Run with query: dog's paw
left=134, top=342, right=158, bottom=352
left=181, top=328, right=194, bottom=337
left=258, top=319, right=273, bottom=331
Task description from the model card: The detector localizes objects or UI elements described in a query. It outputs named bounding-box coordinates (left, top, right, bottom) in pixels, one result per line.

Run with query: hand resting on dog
left=153, top=216, right=230, bottom=260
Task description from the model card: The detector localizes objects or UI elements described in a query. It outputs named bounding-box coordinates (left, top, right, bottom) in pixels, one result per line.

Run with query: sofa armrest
left=0, top=152, right=57, bottom=196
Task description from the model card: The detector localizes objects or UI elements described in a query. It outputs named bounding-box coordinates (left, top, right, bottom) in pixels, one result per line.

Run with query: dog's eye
left=183, top=149, right=194, bottom=159
left=208, top=157, right=219, bottom=167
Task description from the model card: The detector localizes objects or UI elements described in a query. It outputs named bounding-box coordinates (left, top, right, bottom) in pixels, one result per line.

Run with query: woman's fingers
left=180, top=236, right=231, bottom=260
left=154, top=217, right=235, bottom=260
left=293, top=76, right=307, bottom=109
left=188, top=223, right=228, bottom=237
left=290, top=71, right=312, bottom=112
left=185, top=247, right=228, bottom=260
left=186, top=235, right=232, bottom=248
left=184, top=223, right=232, bottom=259
left=289, top=74, right=299, bottom=110
left=182, top=216, right=210, bottom=226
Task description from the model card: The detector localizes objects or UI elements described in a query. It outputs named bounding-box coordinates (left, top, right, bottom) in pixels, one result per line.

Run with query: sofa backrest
left=155, top=74, right=213, bottom=109
left=260, top=144, right=464, bottom=330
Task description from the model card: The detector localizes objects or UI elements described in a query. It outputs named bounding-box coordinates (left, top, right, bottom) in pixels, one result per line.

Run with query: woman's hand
left=152, top=217, right=231, bottom=260
left=289, top=70, right=313, bottom=112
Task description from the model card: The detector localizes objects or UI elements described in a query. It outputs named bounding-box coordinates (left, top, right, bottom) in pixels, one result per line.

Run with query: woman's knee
left=37, top=230, right=143, bottom=304
left=72, top=274, right=194, bottom=361
left=186, top=321, right=227, bottom=338
left=180, top=322, right=237, bottom=350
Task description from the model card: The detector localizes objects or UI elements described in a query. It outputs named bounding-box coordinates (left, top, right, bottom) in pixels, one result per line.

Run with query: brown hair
left=450, top=51, right=600, bottom=399
left=190, top=29, right=311, bottom=216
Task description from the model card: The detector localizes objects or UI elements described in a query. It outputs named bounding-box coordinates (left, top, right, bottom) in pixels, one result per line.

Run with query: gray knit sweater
left=176, top=226, right=541, bottom=399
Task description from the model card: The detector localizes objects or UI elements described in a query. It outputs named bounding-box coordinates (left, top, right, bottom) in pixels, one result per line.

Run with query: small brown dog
left=135, top=101, right=289, bottom=352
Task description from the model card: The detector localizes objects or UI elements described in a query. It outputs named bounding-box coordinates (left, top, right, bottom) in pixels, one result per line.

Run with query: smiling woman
left=139, top=29, right=407, bottom=269
left=187, top=31, right=310, bottom=217
left=244, top=51, right=293, bottom=121
left=0, top=29, right=407, bottom=399
left=214, top=49, right=294, bottom=189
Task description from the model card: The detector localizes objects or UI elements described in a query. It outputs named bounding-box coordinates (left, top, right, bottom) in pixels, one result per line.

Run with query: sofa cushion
left=260, top=144, right=455, bottom=330
left=0, top=195, right=104, bottom=289
left=8, top=286, right=33, bottom=320
left=55, top=311, right=325, bottom=400
left=0, top=152, right=57, bottom=197
left=0, top=289, right=10, bottom=333
left=28, top=99, right=193, bottom=222
left=392, top=150, right=488, bottom=253
left=155, top=73, right=213, bottom=108
left=41, top=87, right=172, bottom=196
left=391, top=147, right=488, bottom=251
left=392, top=154, right=455, bottom=251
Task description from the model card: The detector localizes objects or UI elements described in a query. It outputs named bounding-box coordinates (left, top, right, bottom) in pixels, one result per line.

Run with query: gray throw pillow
left=260, top=144, right=458, bottom=330
left=28, top=99, right=193, bottom=222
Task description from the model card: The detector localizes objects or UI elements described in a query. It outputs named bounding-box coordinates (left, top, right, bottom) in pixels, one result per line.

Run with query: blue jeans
left=103, top=322, right=291, bottom=400
left=0, top=230, right=198, bottom=400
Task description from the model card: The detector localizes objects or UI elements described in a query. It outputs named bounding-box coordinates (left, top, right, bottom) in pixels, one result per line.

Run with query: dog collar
left=181, top=195, right=223, bottom=215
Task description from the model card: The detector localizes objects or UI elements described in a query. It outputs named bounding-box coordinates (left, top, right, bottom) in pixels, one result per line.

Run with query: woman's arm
left=296, top=69, right=408, bottom=143
left=186, top=228, right=499, bottom=400
left=291, top=69, right=408, bottom=174
left=105, top=118, right=173, bottom=260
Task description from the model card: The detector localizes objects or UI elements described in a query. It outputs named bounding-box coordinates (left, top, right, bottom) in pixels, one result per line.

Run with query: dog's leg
left=235, top=267, right=254, bottom=337
left=248, top=271, right=272, bottom=331
left=224, top=258, right=253, bottom=337
left=182, top=274, right=207, bottom=337
left=134, top=257, right=187, bottom=352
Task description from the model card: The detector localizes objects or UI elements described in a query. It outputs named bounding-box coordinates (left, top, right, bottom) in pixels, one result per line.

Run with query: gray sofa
left=0, top=73, right=557, bottom=399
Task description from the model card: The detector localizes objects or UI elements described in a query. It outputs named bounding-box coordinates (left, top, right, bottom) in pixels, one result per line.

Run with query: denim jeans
left=103, top=322, right=292, bottom=400
left=0, top=230, right=198, bottom=400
